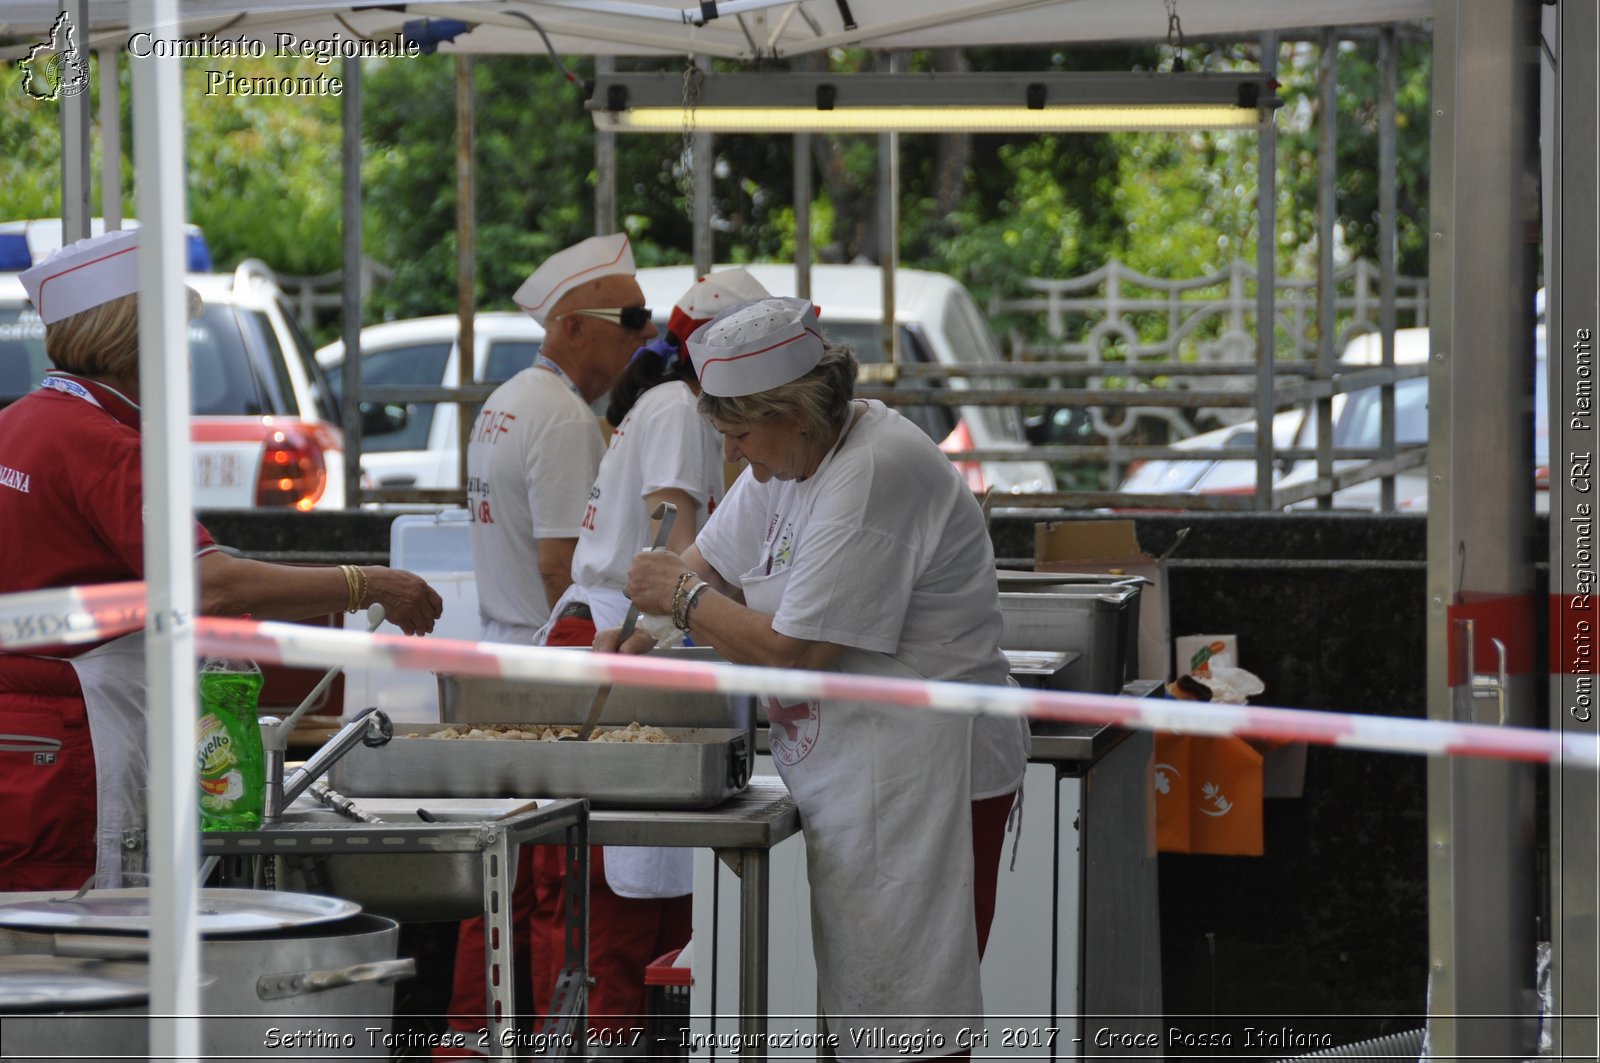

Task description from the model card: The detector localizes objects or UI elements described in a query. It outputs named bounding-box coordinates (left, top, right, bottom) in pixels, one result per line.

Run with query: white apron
left=742, top=567, right=983, bottom=1061
left=67, top=632, right=150, bottom=885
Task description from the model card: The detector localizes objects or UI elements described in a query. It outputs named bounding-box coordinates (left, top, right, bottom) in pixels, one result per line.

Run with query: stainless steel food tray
left=330, top=724, right=754, bottom=809
left=439, top=648, right=737, bottom=729
left=997, top=579, right=1142, bottom=694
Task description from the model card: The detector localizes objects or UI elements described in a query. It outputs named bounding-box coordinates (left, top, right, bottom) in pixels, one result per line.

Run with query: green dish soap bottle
left=196, top=657, right=266, bottom=831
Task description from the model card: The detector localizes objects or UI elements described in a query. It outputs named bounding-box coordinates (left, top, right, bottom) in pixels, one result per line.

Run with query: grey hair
left=698, top=340, right=857, bottom=437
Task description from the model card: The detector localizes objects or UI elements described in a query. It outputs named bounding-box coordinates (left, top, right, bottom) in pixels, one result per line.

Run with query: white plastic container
left=342, top=510, right=478, bottom=723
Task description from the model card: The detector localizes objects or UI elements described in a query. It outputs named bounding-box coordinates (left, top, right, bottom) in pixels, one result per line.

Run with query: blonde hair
left=43, top=293, right=141, bottom=377
left=698, top=341, right=857, bottom=437
left=41, top=288, right=202, bottom=379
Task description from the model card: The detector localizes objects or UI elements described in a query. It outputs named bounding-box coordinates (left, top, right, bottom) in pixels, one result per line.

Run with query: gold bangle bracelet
left=340, top=564, right=359, bottom=613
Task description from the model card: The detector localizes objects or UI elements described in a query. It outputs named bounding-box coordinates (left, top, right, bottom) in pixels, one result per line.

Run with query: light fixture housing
left=589, top=71, right=1281, bottom=134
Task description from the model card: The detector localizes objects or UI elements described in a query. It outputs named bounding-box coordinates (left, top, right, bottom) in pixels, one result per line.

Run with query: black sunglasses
left=568, top=306, right=653, bottom=330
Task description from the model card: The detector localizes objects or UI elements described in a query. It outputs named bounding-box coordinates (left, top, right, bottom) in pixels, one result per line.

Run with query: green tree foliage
left=2, top=35, right=1434, bottom=325
left=180, top=57, right=345, bottom=276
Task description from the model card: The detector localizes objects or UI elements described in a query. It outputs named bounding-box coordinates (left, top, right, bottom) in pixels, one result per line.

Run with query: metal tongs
left=564, top=501, right=677, bottom=742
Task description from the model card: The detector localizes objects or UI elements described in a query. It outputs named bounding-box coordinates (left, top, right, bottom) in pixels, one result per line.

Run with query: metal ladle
left=563, top=501, right=677, bottom=742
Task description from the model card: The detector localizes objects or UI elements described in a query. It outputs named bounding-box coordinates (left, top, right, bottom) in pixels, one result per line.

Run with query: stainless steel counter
left=204, top=781, right=800, bottom=1062
left=200, top=799, right=588, bottom=1061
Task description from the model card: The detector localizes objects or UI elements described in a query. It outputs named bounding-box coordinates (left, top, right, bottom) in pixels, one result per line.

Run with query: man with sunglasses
left=444, top=234, right=656, bottom=1057
left=466, top=232, right=657, bottom=644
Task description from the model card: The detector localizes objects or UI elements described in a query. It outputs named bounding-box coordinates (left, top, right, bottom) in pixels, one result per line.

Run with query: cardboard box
left=1035, top=520, right=1184, bottom=682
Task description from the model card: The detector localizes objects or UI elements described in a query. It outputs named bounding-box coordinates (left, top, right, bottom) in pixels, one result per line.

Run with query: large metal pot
left=0, top=892, right=413, bottom=1059
left=0, top=954, right=151, bottom=1063
left=198, top=912, right=412, bottom=1057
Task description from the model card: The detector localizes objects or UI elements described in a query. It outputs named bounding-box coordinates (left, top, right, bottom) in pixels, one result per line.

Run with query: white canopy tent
left=5, top=1, right=1575, bottom=1059
left=5, top=0, right=1433, bottom=59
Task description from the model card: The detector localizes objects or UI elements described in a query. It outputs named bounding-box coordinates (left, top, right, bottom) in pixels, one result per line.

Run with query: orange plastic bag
left=1153, top=733, right=1264, bottom=856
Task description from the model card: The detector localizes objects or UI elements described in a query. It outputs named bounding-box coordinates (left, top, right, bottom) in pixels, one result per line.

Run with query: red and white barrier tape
left=193, top=616, right=1600, bottom=770
left=3, top=581, right=1594, bottom=768
left=0, top=581, right=148, bottom=651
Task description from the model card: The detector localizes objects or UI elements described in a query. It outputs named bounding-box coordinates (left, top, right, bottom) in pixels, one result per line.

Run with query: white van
left=316, top=312, right=546, bottom=490
left=319, top=265, right=1056, bottom=497
left=636, top=264, right=1055, bottom=495
left=1118, top=324, right=1549, bottom=511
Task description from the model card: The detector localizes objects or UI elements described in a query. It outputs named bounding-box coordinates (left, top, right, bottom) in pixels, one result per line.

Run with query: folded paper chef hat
left=667, top=267, right=772, bottom=346
left=20, top=229, right=141, bottom=324
left=687, top=297, right=824, bottom=397
left=512, top=233, right=634, bottom=325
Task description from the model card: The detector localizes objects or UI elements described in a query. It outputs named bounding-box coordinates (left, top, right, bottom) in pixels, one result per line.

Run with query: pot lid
left=0, top=889, right=360, bottom=936
left=0, top=955, right=149, bottom=1011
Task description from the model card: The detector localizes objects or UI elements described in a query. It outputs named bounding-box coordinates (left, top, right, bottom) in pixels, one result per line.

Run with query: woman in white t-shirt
left=602, top=297, right=1028, bottom=1061
left=523, top=271, right=768, bottom=1036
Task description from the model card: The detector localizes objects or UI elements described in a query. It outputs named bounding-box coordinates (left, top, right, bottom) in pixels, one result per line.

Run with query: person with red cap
left=0, top=229, right=443, bottom=892
left=438, top=269, right=770, bottom=1056
left=603, top=297, right=1028, bottom=1061
left=441, top=235, right=659, bottom=1057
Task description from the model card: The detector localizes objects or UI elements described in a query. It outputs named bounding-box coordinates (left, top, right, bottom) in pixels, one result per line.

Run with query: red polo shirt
left=0, top=372, right=214, bottom=655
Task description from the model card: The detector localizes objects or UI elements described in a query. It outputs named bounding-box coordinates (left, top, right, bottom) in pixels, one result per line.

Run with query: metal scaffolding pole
left=1253, top=32, right=1278, bottom=510
left=595, top=55, right=617, bottom=235
left=1426, top=2, right=1541, bottom=1057
left=1547, top=0, right=1600, bottom=1055
left=455, top=54, right=477, bottom=494
left=692, top=56, right=713, bottom=277
left=794, top=132, right=812, bottom=302
left=1378, top=28, right=1397, bottom=513
left=340, top=57, right=365, bottom=507
left=1315, top=28, right=1338, bottom=510
left=60, top=0, right=91, bottom=241
left=98, top=45, right=121, bottom=229
left=129, top=0, right=202, bottom=1055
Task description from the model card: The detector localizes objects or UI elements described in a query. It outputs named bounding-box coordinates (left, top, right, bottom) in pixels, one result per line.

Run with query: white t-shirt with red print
left=467, top=364, right=604, bottom=643
left=552, top=380, right=724, bottom=630
left=695, top=399, right=1027, bottom=799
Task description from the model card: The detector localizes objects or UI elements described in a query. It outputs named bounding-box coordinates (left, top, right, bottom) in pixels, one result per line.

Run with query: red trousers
left=437, top=609, right=695, bottom=1055
left=0, top=656, right=97, bottom=891
left=436, top=846, right=691, bottom=1057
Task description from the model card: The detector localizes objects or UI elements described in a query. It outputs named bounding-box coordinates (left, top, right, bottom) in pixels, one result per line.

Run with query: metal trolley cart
left=201, top=798, right=589, bottom=1060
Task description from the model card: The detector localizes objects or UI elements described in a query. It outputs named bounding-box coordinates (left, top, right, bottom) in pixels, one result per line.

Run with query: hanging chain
left=680, top=57, right=703, bottom=213
left=1164, top=0, right=1187, bottom=72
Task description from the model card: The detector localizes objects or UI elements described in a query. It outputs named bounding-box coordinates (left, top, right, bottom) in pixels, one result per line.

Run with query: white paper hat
left=20, top=229, right=140, bottom=324
left=512, top=233, right=635, bottom=325
left=687, top=297, right=824, bottom=398
left=667, top=267, right=771, bottom=345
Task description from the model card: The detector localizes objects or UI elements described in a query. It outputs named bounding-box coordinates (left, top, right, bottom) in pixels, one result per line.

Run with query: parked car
left=315, top=312, right=546, bottom=491
left=1116, top=323, right=1549, bottom=511
left=321, top=264, right=1057, bottom=497
left=1, top=253, right=345, bottom=511
left=635, top=264, right=1055, bottom=496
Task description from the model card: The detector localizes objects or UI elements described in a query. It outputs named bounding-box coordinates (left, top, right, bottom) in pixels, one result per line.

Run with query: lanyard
left=38, top=373, right=105, bottom=409
left=534, top=354, right=584, bottom=401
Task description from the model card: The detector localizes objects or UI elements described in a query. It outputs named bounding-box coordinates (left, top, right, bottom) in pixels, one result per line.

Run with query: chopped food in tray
left=408, top=721, right=677, bottom=743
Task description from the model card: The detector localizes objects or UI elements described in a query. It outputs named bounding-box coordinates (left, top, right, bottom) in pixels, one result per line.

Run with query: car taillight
left=256, top=424, right=328, bottom=511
